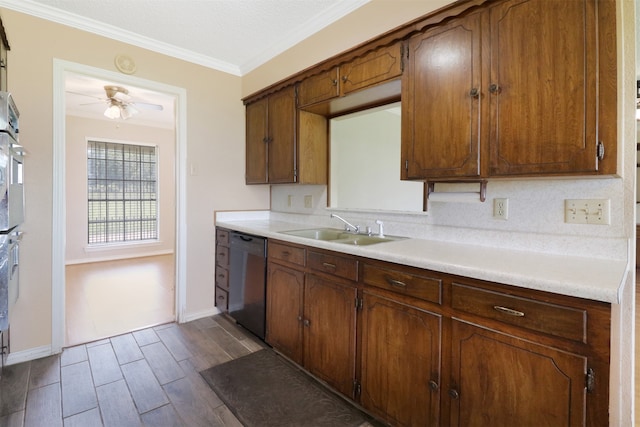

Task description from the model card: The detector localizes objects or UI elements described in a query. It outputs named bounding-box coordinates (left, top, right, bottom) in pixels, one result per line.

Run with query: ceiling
left=2, top=0, right=372, bottom=128
left=65, top=73, right=176, bottom=129
left=1, top=0, right=370, bottom=76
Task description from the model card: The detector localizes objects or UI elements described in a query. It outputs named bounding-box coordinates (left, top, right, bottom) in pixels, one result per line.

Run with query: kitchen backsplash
left=270, top=179, right=627, bottom=260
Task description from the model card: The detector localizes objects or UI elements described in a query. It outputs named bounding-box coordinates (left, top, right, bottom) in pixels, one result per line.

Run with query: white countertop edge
left=216, top=218, right=625, bottom=304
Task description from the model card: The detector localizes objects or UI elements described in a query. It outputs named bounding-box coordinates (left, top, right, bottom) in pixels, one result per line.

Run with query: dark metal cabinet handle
left=386, top=277, right=407, bottom=288
left=303, top=319, right=310, bottom=327
left=341, top=76, right=348, bottom=82
left=469, top=87, right=479, bottom=98
left=493, top=305, right=525, bottom=317
left=449, top=389, right=460, bottom=399
left=332, top=79, right=338, bottom=86
left=489, top=83, right=501, bottom=94
left=322, top=262, right=336, bottom=270
left=429, top=380, right=439, bottom=392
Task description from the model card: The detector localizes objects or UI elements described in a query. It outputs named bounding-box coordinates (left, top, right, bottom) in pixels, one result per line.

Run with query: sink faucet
left=330, top=213, right=359, bottom=234
left=375, top=220, right=385, bottom=237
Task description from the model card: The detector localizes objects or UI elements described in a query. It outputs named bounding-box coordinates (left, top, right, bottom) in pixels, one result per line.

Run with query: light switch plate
left=304, top=195, right=313, bottom=208
left=564, top=199, right=610, bottom=225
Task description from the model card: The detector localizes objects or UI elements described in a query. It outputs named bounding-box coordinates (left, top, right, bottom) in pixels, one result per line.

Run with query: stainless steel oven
left=0, top=92, right=21, bottom=370
left=0, top=134, right=23, bottom=231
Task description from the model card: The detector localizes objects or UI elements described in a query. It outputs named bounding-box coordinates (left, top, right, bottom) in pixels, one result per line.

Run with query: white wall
left=65, top=115, right=176, bottom=263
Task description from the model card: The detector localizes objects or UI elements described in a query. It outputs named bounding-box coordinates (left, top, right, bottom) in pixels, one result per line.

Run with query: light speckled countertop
left=215, top=216, right=627, bottom=304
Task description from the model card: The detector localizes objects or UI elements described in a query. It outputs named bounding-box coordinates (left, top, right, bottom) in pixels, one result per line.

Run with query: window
left=87, top=140, right=158, bottom=244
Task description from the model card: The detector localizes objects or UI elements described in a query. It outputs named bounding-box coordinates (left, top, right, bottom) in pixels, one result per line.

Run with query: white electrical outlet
left=304, top=195, right=313, bottom=208
left=493, top=198, right=508, bottom=220
left=287, top=195, right=293, bottom=207
left=564, top=199, right=610, bottom=225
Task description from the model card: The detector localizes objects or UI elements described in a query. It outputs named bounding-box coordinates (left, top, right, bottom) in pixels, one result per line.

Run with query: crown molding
left=0, top=0, right=370, bottom=77
left=0, top=0, right=243, bottom=75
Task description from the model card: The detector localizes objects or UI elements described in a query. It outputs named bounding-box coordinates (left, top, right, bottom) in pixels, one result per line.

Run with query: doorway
left=52, top=60, right=188, bottom=352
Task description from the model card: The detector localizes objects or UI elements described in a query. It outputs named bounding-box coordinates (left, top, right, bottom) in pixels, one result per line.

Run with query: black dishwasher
left=229, top=231, right=267, bottom=339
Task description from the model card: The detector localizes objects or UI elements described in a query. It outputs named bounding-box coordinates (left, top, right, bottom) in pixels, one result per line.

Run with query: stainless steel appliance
left=0, top=91, right=22, bottom=369
left=229, top=231, right=266, bottom=339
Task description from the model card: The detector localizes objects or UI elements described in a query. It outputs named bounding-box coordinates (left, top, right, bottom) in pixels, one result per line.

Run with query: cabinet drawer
left=216, top=228, right=230, bottom=246
left=307, top=250, right=358, bottom=281
left=269, top=241, right=305, bottom=266
left=451, top=283, right=587, bottom=343
left=362, top=263, right=441, bottom=305
left=215, top=287, right=228, bottom=312
left=215, top=265, right=229, bottom=290
left=216, top=245, right=229, bottom=267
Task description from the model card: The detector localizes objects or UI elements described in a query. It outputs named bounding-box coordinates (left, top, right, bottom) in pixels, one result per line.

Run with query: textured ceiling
left=1, top=0, right=369, bottom=75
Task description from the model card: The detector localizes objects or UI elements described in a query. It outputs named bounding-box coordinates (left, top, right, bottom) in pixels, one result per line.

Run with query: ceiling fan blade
left=80, top=101, right=108, bottom=106
left=131, top=102, right=164, bottom=111
left=66, top=91, right=106, bottom=101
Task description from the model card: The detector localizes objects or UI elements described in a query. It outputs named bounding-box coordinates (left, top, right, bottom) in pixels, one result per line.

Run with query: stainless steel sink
left=279, top=228, right=403, bottom=245
left=279, top=228, right=350, bottom=240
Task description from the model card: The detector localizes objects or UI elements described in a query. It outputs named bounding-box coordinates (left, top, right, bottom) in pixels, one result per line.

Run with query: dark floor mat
left=200, top=349, right=377, bottom=427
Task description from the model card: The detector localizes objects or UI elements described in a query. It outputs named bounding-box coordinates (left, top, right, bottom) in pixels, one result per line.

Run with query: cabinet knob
left=489, top=83, right=501, bottom=94
left=449, top=389, right=460, bottom=399
left=428, top=380, right=439, bottom=392
left=332, top=79, right=338, bottom=86
left=469, top=88, right=480, bottom=98
left=303, top=319, right=311, bottom=327
left=297, top=315, right=303, bottom=322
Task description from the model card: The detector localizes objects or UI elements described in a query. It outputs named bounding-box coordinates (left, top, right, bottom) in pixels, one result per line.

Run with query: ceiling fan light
left=121, top=104, right=139, bottom=120
left=104, top=104, right=120, bottom=119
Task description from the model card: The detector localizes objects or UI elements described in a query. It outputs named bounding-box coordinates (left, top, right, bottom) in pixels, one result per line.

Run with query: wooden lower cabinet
left=266, top=241, right=358, bottom=399
left=266, top=262, right=304, bottom=364
left=360, top=291, right=442, bottom=426
left=304, top=274, right=357, bottom=398
left=263, top=240, right=610, bottom=426
left=449, top=319, right=588, bottom=427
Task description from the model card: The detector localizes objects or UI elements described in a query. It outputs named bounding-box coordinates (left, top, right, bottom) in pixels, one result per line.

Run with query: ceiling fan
left=69, top=85, right=164, bottom=120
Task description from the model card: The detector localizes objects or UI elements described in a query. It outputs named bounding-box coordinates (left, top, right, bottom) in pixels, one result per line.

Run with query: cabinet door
left=266, top=262, right=304, bottom=364
left=360, top=292, right=441, bottom=427
left=298, top=67, right=340, bottom=107
left=449, top=320, right=588, bottom=427
left=401, top=12, right=482, bottom=179
left=488, top=0, right=599, bottom=176
left=303, top=274, right=357, bottom=398
left=245, top=98, right=268, bottom=184
left=268, top=86, right=298, bottom=183
left=340, top=42, right=403, bottom=96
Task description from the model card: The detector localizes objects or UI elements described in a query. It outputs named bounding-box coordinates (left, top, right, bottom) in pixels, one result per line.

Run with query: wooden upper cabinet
left=245, top=87, right=296, bottom=184
left=401, top=0, right=617, bottom=180
left=298, top=41, right=404, bottom=109
left=340, top=42, right=403, bottom=96
left=245, top=86, right=327, bottom=185
left=297, top=67, right=340, bottom=107
left=245, top=97, right=269, bottom=184
left=402, top=12, right=482, bottom=179
left=488, top=0, right=611, bottom=176
left=267, top=87, right=297, bottom=183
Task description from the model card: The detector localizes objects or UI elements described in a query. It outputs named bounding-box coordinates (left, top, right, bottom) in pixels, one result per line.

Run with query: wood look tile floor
left=65, top=255, right=176, bottom=347
left=0, top=315, right=268, bottom=426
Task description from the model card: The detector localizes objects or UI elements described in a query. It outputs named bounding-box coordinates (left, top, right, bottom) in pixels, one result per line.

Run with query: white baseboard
left=181, top=307, right=221, bottom=323
left=6, top=345, right=54, bottom=365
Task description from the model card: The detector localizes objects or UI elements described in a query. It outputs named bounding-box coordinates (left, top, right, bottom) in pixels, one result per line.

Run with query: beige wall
left=65, top=116, right=176, bottom=263
left=2, top=8, right=270, bottom=353
left=0, top=1, right=634, bottom=423
left=242, top=0, right=451, bottom=96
